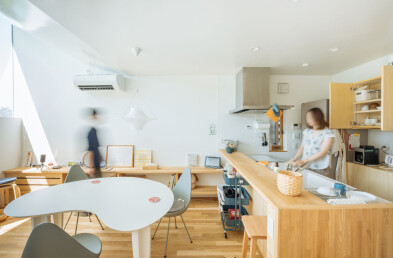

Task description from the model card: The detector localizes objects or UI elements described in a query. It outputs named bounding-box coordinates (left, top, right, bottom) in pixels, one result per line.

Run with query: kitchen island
left=219, top=150, right=393, bottom=258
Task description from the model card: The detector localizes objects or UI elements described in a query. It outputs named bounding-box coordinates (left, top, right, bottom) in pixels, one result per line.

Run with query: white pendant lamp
left=124, top=47, right=155, bottom=131
left=124, top=106, right=152, bottom=131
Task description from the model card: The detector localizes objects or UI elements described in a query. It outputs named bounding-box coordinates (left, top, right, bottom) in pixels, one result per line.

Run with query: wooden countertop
left=219, top=150, right=326, bottom=209
left=3, top=166, right=222, bottom=175
left=347, top=161, right=393, bottom=173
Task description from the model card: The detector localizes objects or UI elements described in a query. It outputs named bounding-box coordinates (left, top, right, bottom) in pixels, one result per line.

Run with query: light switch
left=209, top=123, right=216, bottom=135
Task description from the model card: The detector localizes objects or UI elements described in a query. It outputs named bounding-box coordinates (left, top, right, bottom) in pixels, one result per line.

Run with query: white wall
left=0, top=118, right=22, bottom=177
left=332, top=52, right=393, bottom=152
left=11, top=28, right=337, bottom=186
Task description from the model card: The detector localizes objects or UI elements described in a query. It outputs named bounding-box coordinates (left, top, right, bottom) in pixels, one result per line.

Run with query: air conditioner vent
left=73, top=74, right=126, bottom=92
left=78, top=85, right=115, bottom=91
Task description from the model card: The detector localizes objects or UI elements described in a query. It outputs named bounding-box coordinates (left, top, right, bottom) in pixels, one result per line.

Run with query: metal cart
left=218, top=172, right=249, bottom=238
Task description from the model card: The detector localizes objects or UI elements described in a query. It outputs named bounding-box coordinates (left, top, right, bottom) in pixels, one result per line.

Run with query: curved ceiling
left=28, top=0, right=393, bottom=75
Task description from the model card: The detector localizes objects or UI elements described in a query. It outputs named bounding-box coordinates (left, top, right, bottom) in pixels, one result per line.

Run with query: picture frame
left=106, top=145, right=134, bottom=167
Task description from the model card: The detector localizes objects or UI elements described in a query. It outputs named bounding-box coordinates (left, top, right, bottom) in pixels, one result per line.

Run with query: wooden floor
left=0, top=198, right=262, bottom=257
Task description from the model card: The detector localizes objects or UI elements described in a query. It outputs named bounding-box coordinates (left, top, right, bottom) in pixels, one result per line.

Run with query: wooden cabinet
left=346, top=162, right=393, bottom=202
left=330, top=66, right=393, bottom=130
left=329, top=82, right=353, bottom=129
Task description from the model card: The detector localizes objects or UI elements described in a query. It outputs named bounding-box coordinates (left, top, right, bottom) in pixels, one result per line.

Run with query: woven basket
left=277, top=170, right=303, bottom=196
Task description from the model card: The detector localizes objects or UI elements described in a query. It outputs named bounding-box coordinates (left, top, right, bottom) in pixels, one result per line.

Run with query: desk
left=5, top=177, right=174, bottom=258
left=4, top=166, right=222, bottom=197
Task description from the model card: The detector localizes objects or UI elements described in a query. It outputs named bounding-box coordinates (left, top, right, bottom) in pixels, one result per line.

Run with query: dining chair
left=0, top=177, right=17, bottom=223
left=63, top=165, right=104, bottom=234
left=22, top=222, right=102, bottom=258
left=152, top=167, right=193, bottom=257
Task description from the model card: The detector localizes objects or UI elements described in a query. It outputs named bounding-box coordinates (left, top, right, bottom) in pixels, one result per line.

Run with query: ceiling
left=25, top=0, right=393, bottom=75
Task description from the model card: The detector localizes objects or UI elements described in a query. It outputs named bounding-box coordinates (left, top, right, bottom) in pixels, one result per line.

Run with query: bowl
left=226, top=147, right=235, bottom=154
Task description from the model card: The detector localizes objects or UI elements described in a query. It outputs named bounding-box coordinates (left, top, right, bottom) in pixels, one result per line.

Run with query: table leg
left=52, top=213, right=63, bottom=228
left=31, top=215, right=51, bottom=229
left=132, top=225, right=151, bottom=258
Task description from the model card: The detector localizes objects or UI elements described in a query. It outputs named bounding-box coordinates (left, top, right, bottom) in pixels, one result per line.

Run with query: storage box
left=222, top=172, right=249, bottom=186
left=142, top=165, right=158, bottom=170
left=222, top=186, right=250, bottom=205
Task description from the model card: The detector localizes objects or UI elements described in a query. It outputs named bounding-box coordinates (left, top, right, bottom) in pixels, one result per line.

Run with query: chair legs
left=164, top=217, right=170, bottom=258
left=180, top=215, right=192, bottom=243
left=64, top=212, right=73, bottom=230
left=152, top=218, right=162, bottom=240
left=75, top=212, right=80, bottom=235
left=95, top=214, right=105, bottom=230
left=153, top=215, right=192, bottom=257
left=64, top=211, right=104, bottom=234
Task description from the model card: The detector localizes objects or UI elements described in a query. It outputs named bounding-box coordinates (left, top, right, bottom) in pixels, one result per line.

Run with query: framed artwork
left=106, top=145, right=134, bottom=167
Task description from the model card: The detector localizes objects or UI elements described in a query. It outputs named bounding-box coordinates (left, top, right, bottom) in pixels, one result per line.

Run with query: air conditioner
left=73, top=74, right=126, bottom=91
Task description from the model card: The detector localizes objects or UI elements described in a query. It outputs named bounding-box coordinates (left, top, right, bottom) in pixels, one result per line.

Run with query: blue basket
left=222, top=186, right=250, bottom=205
left=221, top=205, right=248, bottom=228
left=222, top=172, right=249, bottom=186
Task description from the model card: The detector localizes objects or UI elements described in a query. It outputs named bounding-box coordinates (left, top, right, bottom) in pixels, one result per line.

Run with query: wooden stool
left=242, top=215, right=267, bottom=258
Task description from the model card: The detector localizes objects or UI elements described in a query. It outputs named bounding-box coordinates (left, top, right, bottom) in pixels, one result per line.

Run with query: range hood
left=229, top=67, right=294, bottom=114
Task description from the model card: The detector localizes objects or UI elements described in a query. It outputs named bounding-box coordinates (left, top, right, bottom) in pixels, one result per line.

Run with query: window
left=0, top=16, right=13, bottom=117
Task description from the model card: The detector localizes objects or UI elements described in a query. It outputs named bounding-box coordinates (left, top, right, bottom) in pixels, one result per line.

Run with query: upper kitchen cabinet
left=330, top=66, right=393, bottom=130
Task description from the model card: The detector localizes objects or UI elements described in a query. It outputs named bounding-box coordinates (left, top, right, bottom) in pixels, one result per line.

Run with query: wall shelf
left=354, top=99, right=381, bottom=105
left=352, top=125, right=381, bottom=129
left=354, top=109, right=381, bottom=114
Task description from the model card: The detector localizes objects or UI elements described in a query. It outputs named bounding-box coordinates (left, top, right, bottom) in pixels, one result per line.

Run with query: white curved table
left=5, top=177, right=174, bottom=258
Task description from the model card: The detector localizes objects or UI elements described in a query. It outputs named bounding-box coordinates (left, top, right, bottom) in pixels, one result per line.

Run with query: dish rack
left=217, top=172, right=249, bottom=238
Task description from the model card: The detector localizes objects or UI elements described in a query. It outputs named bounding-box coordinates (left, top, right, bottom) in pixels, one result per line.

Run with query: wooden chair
left=241, top=215, right=267, bottom=258
left=12, top=184, right=21, bottom=199
left=0, top=178, right=18, bottom=223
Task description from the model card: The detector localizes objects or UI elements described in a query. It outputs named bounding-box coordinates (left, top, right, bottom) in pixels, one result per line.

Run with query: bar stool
left=241, top=215, right=267, bottom=258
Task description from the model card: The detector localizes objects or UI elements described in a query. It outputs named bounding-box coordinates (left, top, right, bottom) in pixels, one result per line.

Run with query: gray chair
left=63, top=165, right=104, bottom=234
left=152, top=167, right=193, bottom=257
left=22, top=222, right=101, bottom=258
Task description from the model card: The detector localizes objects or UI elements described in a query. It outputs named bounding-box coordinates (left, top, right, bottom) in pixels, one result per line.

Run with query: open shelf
left=352, top=125, right=381, bottom=129
left=354, top=76, right=381, bottom=86
left=354, top=109, right=381, bottom=114
left=354, top=99, right=381, bottom=105
left=192, top=186, right=217, bottom=196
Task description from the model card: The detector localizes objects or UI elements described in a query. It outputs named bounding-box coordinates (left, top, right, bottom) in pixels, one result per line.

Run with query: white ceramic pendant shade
left=124, top=106, right=153, bottom=131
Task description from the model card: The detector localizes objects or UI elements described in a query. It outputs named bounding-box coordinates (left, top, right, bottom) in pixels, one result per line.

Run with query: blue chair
left=63, top=165, right=104, bottom=235
left=152, top=168, right=193, bottom=257
left=22, top=222, right=101, bottom=258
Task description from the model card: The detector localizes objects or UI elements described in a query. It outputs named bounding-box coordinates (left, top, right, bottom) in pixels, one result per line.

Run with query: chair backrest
left=22, top=223, right=99, bottom=258
left=12, top=184, right=21, bottom=199
left=172, top=167, right=192, bottom=209
left=65, top=165, right=89, bottom=183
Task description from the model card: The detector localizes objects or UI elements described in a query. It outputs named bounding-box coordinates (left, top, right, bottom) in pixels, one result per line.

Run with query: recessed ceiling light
left=250, top=47, right=260, bottom=52
left=301, top=63, right=310, bottom=67
left=329, top=47, right=339, bottom=52
left=289, top=0, right=300, bottom=3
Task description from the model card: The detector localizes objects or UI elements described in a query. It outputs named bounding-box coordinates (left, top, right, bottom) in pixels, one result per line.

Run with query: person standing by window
left=86, top=108, right=102, bottom=178
left=289, top=108, right=335, bottom=179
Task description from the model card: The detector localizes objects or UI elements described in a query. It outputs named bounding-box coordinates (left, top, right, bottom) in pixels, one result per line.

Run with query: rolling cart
left=218, top=172, right=249, bottom=238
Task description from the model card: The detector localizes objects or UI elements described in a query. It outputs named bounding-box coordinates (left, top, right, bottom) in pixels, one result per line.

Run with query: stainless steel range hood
left=229, top=67, right=294, bottom=114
